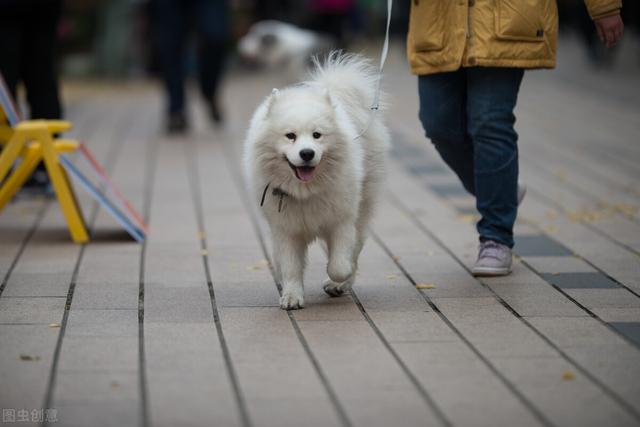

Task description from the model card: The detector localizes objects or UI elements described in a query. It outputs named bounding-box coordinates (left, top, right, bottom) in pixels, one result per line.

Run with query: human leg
left=417, top=70, right=475, bottom=195
left=466, top=67, right=524, bottom=249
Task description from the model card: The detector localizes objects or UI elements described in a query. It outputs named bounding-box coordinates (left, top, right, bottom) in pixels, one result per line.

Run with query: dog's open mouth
left=287, top=160, right=316, bottom=183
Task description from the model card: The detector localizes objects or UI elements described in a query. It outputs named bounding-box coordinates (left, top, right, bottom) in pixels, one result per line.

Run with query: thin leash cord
left=353, top=0, right=393, bottom=140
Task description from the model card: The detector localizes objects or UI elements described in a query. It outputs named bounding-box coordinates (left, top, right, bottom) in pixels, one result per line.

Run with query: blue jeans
left=418, top=67, right=524, bottom=248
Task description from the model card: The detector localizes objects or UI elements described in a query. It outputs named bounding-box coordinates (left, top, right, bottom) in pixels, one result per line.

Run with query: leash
left=261, top=0, right=393, bottom=210
left=353, top=0, right=393, bottom=140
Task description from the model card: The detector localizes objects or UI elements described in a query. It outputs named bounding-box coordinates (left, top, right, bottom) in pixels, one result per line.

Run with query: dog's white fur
left=243, top=53, right=389, bottom=310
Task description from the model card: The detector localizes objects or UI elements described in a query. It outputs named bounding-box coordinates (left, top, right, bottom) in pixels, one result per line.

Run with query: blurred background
left=42, top=0, right=640, bottom=78
left=2, top=0, right=639, bottom=132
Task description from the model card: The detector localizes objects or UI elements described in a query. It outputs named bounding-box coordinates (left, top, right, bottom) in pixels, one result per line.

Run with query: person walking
left=0, top=0, right=64, bottom=192
left=154, top=0, right=229, bottom=134
left=407, top=0, right=624, bottom=276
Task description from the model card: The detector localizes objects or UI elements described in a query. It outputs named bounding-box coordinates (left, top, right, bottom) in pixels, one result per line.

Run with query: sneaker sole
left=472, top=266, right=512, bottom=277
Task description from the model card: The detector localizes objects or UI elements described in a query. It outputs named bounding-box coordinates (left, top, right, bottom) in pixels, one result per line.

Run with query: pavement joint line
left=220, top=138, right=354, bottom=427
left=41, top=103, right=135, bottom=427
left=0, top=200, right=50, bottom=298
left=525, top=185, right=640, bottom=259
left=369, top=229, right=554, bottom=427
left=516, top=113, right=640, bottom=227
left=393, top=124, right=640, bottom=262
left=388, top=191, right=640, bottom=423
left=519, top=259, right=640, bottom=351
left=186, top=138, right=253, bottom=427
left=390, top=134, right=640, bottom=310
left=0, top=99, right=116, bottom=300
left=348, top=288, right=454, bottom=427
left=1, top=295, right=67, bottom=298
left=224, top=135, right=452, bottom=427
left=138, top=109, right=158, bottom=427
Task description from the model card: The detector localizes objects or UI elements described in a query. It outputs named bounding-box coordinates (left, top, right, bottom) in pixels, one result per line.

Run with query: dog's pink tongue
left=296, top=167, right=315, bottom=182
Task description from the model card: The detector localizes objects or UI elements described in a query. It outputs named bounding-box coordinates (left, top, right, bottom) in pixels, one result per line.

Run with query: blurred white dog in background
left=238, top=20, right=334, bottom=80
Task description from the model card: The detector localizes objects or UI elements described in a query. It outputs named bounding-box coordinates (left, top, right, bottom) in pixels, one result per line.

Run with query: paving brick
left=55, top=371, right=139, bottom=404
left=564, top=288, right=640, bottom=309
left=53, top=401, right=139, bottom=427
left=591, top=307, right=640, bottom=322
left=492, top=357, right=639, bottom=427
left=57, top=336, right=138, bottom=372
left=609, top=322, right=640, bottom=347
left=296, top=320, right=444, bottom=427
left=220, top=307, right=343, bottom=426
left=541, top=272, right=619, bottom=289
left=144, top=286, right=214, bottom=323
left=0, top=297, right=65, bottom=324
left=514, top=235, right=574, bottom=257
left=65, top=309, right=138, bottom=337
left=2, top=272, right=71, bottom=297
left=71, top=282, right=139, bottom=309
left=523, top=256, right=595, bottom=273
left=144, top=322, right=242, bottom=427
left=0, top=325, right=59, bottom=410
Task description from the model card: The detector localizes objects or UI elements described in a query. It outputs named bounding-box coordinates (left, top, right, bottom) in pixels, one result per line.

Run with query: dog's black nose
left=299, top=149, right=315, bottom=162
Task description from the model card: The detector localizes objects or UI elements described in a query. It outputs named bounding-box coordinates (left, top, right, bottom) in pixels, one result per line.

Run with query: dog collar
left=260, top=183, right=288, bottom=212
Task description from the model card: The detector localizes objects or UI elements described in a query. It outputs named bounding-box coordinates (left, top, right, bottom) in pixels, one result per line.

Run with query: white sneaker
left=472, top=240, right=513, bottom=276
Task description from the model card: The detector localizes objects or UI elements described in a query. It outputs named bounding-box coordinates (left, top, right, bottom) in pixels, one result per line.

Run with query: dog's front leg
left=326, top=223, right=357, bottom=286
left=273, top=233, right=307, bottom=310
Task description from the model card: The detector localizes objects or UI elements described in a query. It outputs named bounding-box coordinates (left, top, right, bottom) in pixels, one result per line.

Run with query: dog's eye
left=285, top=132, right=296, bottom=141
left=313, top=132, right=322, bottom=139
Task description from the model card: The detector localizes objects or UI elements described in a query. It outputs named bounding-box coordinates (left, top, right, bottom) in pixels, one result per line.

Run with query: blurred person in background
left=154, top=0, right=229, bottom=134
left=307, top=0, right=355, bottom=47
left=408, top=0, right=623, bottom=276
left=0, top=0, right=64, bottom=192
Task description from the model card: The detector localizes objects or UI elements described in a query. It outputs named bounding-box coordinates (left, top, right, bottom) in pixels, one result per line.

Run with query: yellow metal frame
left=0, top=109, right=89, bottom=243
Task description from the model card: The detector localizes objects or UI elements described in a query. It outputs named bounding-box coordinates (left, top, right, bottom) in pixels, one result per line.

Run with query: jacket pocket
left=409, top=0, right=445, bottom=52
left=495, top=0, right=546, bottom=42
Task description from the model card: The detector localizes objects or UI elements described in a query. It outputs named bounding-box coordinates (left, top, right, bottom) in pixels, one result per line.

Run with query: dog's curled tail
left=309, top=51, right=384, bottom=112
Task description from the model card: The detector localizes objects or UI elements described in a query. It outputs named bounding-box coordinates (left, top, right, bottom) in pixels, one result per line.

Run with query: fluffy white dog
left=238, top=20, right=334, bottom=80
left=243, top=53, right=389, bottom=310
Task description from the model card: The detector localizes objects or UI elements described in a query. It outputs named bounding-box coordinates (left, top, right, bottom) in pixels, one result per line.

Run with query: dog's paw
left=322, top=278, right=351, bottom=297
left=327, top=259, right=353, bottom=284
left=280, top=291, right=304, bottom=310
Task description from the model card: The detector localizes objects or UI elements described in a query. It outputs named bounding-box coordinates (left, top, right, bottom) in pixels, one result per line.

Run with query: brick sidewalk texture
left=1, top=39, right=639, bottom=427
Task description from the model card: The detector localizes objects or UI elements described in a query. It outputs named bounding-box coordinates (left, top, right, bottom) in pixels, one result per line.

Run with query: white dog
left=243, top=53, right=389, bottom=310
left=238, top=20, right=334, bottom=81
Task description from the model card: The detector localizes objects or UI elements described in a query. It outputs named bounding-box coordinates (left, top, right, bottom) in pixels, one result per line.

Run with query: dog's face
left=257, top=86, right=343, bottom=189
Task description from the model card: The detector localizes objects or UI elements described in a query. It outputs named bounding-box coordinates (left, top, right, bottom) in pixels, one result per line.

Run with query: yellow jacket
left=407, top=0, right=622, bottom=75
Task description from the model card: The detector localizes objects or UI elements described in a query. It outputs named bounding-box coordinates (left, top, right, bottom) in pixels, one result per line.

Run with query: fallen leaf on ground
left=416, top=283, right=435, bottom=289
left=48, top=323, right=61, bottom=328
left=386, top=274, right=398, bottom=280
left=19, top=354, right=40, bottom=362
left=248, top=259, right=270, bottom=271
left=562, top=370, right=575, bottom=380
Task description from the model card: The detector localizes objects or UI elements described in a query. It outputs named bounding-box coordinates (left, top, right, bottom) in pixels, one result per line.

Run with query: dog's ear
left=265, top=88, right=280, bottom=115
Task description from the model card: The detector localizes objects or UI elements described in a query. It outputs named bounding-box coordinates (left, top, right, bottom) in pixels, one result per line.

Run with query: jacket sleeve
left=584, top=0, right=622, bottom=20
